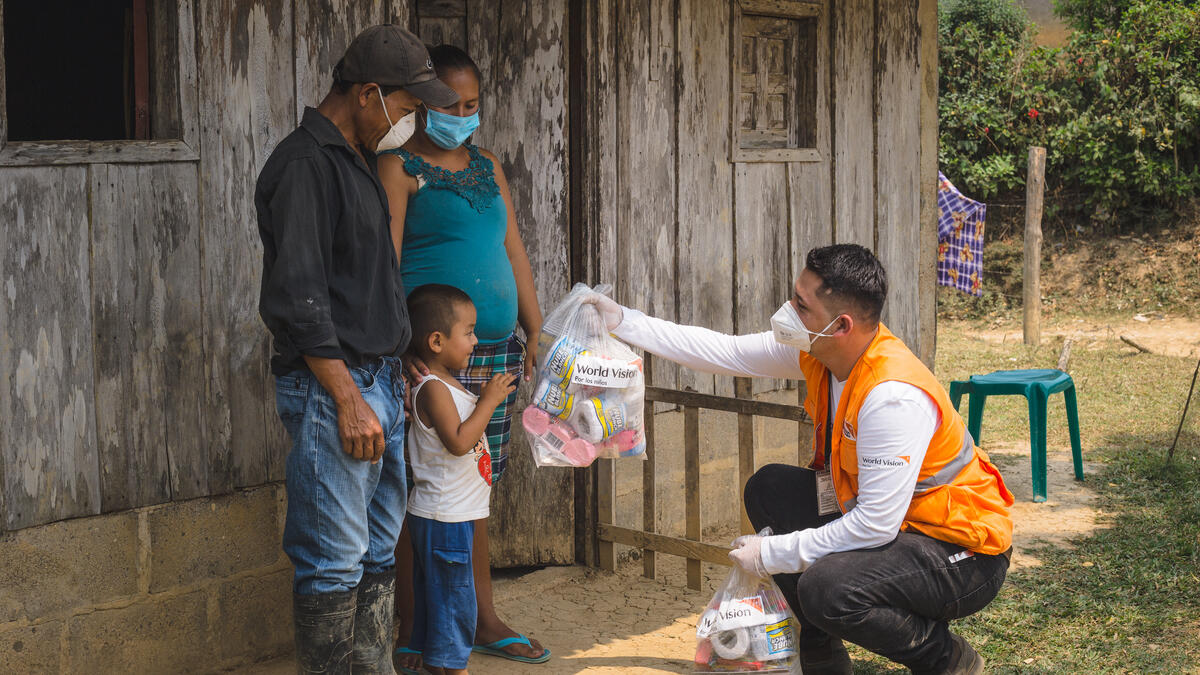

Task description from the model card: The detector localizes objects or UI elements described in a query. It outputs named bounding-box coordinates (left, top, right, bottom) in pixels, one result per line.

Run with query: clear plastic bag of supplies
left=694, top=533, right=800, bottom=674
left=522, top=283, right=646, bottom=468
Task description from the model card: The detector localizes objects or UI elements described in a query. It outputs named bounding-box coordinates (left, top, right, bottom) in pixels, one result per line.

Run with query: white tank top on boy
left=407, top=374, right=492, bottom=522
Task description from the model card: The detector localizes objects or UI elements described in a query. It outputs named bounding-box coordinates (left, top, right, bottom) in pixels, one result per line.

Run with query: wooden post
left=735, top=378, right=755, bottom=536
left=642, top=355, right=657, bottom=579
left=684, top=405, right=702, bottom=591
left=1024, top=146, right=1046, bottom=347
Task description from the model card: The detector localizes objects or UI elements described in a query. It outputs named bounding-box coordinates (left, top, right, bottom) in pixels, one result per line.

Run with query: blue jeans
left=276, top=357, right=407, bottom=595
left=408, top=515, right=476, bottom=670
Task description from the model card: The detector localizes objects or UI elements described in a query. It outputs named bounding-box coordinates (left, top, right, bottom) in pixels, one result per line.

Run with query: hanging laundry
left=936, top=172, right=986, bottom=296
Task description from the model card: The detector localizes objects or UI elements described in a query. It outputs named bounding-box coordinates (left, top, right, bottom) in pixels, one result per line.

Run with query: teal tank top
left=386, top=144, right=518, bottom=344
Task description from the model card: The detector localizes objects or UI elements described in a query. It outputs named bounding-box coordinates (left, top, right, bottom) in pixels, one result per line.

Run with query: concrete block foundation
left=0, top=484, right=292, bottom=673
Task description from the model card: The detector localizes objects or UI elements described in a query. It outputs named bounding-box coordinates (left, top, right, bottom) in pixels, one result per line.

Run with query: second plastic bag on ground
left=523, top=283, right=646, bottom=467
left=694, top=549, right=800, bottom=673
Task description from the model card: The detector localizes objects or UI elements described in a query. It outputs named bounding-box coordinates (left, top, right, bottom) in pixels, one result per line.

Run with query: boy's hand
left=480, top=373, right=518, bottom=408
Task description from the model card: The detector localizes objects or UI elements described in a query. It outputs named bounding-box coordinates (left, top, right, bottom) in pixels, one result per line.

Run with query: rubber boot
left=352, top=571, right=397, bottom=674
left=293, top=589, right=356, bottom=675
left=797, top=632, right=852, bottom=675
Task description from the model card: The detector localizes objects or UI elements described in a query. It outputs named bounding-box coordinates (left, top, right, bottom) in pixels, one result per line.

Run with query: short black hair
left=804, top=244, right=888, bottom=324
left=427, top=44, right=482, bottom=83
left=330, top=58, right=405, bottom=96
left=407, top=284, right=474, bottom=351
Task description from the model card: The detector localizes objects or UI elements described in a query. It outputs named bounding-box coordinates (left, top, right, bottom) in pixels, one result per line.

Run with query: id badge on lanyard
left=815, top=372, right=839, bottom=516
left=815, top=468, right=839, bottom=516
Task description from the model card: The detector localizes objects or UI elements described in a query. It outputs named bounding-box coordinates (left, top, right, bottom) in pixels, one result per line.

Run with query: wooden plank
left=684, top=405, right=702, bottom=590
left=677, top=0, right=734, bottom=397
left=735, top=378, right=755, bottom=535
left=734, top=162, right=789, bottom=394
left=645, top=386, right=809, bottom=421
left=787, top=0, right=832, bottom=290
left=294, top=0, right=390, bottom=123
left=739, top=0, right=822, bottom=19
left=610, top=0, right=677, bottom=397
left=874, top=0, right=922, bottom=348
left=598, top=459, right=616, bottom=572
left=198, top=0, right=295, bottom=491
left=176, top=0, right=200, bottom=152
left=1024, top=146, right=1046, bottom=347
left=598, top=524, right=733, bottom=567
left=467, top=0, right=574, bottom=568
left=0, top=166, right=100, bottom=530
left=916, top=0, right=938, bottom=366
left=91, top=163, right=206, bottom=509
left=734, top=149, right=821, bottom=163
left=0, top=141, right=198, bottom=166
left=419, top=0, right=467, bottom=18
left=643, top=355, right=657, bottom=579
left=416, top=16, right=466, bottom=47
left=831, top=0, right=874, bottom=247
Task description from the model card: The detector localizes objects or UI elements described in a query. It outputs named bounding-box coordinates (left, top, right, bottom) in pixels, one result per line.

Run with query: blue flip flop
left=393, top=646, right=422, bottom=675
left=472, top=634, right=551, bottom=664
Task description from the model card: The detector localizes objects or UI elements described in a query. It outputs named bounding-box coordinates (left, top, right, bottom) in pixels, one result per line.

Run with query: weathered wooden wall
left=584, top=0, right=935, bottom=367
left=0, top=0, right=934, bottom=569
left=410, top=0, right=574, bottom=566
left=0, top=0, right=575, bottom=566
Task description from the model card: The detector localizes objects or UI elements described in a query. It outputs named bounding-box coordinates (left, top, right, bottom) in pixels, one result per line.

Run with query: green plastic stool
left=949, top=369, right=1083, bottom=502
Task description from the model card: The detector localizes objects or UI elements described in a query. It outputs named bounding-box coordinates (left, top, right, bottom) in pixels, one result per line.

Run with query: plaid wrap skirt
left=452, top=332, right=525, bottom=482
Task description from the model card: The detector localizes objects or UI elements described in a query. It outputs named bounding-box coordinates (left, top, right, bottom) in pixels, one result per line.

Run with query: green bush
left=938, top=0, right=1200, bottom=225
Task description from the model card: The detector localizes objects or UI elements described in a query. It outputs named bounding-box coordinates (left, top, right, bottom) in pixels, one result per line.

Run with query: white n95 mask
left=375, top=89, right=417, bottom=152
left=770, top=301, right=838, bottom=352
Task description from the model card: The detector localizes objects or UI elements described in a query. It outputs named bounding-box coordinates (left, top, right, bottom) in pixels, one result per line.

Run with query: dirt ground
left=240, top=446, right=1100, bottom=675
left=971, top=315, right=1200, bottom=359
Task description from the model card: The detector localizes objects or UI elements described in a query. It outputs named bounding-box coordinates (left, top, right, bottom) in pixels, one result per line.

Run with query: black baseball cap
left=339, top=25, right=459, bottom=107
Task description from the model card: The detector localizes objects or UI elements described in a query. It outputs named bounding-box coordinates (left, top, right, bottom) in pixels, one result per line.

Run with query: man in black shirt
left=255, top=25, right=457, bottom=673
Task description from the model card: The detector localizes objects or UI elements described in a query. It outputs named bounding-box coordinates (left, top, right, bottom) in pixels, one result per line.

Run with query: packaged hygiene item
left=523, top=284, right=647, bottom=467
left=694, top=530, right=800, bottom=674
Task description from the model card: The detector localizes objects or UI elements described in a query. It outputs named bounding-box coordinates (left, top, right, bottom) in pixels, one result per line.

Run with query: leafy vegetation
left=938, top=0, right=1200, bottom=226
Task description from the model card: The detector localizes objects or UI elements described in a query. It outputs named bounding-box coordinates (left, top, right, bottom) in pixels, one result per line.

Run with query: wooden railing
left=596, top=358, right=811, bottom=590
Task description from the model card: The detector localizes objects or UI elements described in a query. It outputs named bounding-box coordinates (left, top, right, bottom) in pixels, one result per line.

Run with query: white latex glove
left=581, top=292, right=625, bottom=332
left=728, top=534, right=768, bottom=578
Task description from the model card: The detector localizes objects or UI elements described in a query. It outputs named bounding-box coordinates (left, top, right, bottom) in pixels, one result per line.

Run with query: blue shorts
left=408, top=515, right=476, bottom=669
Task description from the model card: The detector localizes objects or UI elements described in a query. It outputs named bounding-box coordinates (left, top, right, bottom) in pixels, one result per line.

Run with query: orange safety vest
left=798, top=324, right=1014, bottom=555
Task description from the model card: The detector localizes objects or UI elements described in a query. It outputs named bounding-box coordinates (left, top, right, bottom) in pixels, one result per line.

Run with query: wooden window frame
left=0, top=0, right=199, bottom=166
left=730, top=0, right=821, bottom=164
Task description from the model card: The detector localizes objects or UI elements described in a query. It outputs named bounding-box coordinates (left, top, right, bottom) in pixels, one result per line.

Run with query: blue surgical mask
left=424, top=108, right=481, bottom=149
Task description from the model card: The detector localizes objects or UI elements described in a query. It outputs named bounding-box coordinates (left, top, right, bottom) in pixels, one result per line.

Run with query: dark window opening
left=3, top=0, right=178, bottom=143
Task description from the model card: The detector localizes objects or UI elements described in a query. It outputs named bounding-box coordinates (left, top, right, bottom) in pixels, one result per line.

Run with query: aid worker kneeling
left=585, top=244, right=1013, bottom=675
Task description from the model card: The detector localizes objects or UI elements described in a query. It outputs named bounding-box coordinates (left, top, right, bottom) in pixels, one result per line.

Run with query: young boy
left=404, top=284, right=517, bottom=675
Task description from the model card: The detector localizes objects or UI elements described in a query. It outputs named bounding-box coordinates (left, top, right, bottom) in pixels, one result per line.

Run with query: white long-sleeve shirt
left=613, top=308, right=940, bottom=574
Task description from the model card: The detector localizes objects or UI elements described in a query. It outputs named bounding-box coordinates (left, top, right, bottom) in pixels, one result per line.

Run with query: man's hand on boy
left=481, top=373, right=519, bottom=408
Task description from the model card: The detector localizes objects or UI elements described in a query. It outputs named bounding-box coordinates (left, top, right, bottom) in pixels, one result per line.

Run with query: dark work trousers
left=744, top=464, right=1009, bottom=672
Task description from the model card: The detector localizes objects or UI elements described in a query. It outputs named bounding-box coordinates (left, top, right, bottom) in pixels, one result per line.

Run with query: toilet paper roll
left=572, top=397, right=630, bottom=443
left=533, top=380, right=575, bottom=420
left=542, top=336, right=586, bottom=385
left=710, top=628, right=752, bottom=661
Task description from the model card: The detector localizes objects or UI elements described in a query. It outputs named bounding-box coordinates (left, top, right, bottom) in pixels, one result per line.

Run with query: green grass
left=847, top=323, right=1200, bottom=673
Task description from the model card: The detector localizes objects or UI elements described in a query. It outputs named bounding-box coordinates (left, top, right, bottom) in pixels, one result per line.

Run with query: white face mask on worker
left=770, top=301, right=838, bottom=351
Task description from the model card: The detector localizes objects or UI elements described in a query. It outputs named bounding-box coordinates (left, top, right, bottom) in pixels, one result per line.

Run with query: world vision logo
left=842, top=422, right=856, bottom=441
left=861, top=456, right=909, bottom=469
